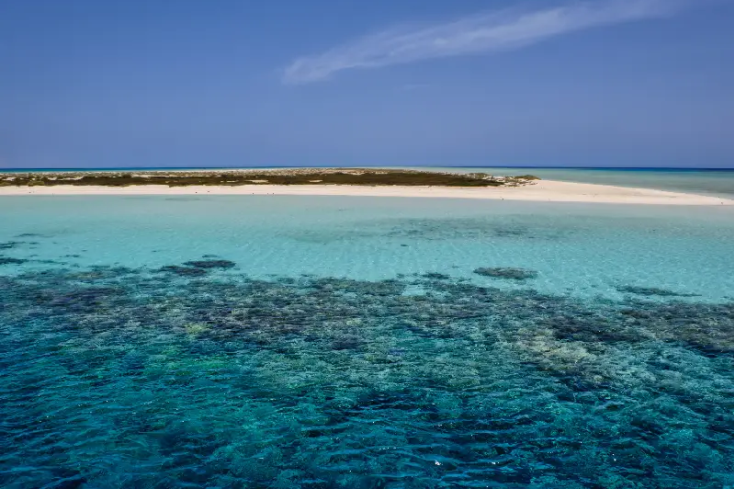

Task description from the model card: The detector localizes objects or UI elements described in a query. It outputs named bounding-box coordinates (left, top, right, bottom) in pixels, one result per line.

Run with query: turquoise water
left=435, top=168, right=734, bottom=198
left=1, top=196, right=734, bottom=488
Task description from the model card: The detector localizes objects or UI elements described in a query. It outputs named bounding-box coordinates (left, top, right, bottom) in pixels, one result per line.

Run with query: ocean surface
left=1, top=195, right=734, bottom=488
left=435, top=168, right=734, bottom=199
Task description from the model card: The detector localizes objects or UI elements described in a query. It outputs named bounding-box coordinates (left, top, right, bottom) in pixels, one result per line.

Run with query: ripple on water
left=0, top=264, right=733, bottom=488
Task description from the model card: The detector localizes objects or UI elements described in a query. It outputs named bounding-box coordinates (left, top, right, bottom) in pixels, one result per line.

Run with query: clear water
left=1, top=196, right=733, bottom=488
left=433, top=168, right=734, bottom=199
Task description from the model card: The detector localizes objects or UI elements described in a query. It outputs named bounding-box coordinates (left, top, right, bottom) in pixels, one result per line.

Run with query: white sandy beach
left=0, top=180, right=732, bottom=206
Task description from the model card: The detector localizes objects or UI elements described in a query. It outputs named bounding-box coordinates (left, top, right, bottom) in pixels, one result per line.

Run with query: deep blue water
left=1, top=196, right=733, bottom=488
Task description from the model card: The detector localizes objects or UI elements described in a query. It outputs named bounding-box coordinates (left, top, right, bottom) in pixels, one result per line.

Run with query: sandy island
left=1, top=180, right=732, bottom=206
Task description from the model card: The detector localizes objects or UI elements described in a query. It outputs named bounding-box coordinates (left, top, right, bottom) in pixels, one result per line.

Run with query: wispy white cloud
left=283, top=0, right=696, bottom=84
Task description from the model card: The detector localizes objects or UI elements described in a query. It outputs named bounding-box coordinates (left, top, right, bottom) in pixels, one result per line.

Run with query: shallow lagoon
left=1, top=196, right=733, bottom=488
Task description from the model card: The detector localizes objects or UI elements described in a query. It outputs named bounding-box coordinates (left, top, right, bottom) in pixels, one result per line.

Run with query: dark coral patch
left=156, top=259, right=236, bottom=276
left=1, top=240, right=40, bottom=250
left=617, top=285, right=700, bottom=298
left=474, top=267, right=538, bottom=280
left=158, top=265, right=208, bottom=277
left=422, top=272, right=450, bottom=280
left=0, top=257, right=27, bottom=265
left=182, top=260, right=236, bottom=270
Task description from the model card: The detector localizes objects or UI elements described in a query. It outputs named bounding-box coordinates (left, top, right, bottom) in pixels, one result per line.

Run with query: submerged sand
left=0, top=180, right=732, bottom=206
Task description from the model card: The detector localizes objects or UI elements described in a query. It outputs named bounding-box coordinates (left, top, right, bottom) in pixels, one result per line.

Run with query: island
left=0, top=168, right=538, bottom=188
left=0, top=168, right=731, bottom=206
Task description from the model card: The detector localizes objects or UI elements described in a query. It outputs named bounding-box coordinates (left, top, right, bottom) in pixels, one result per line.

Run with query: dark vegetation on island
left=0, top=169, right=540, bottom=188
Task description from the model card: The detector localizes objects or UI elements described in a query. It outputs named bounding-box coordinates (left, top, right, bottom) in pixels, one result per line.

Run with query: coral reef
left=158, top=259, right=237, bottom=277
left=474, top=267, right=539, bottom=280
left=0, top=241, right=21, bottom=250
left=1, top=263, right=733, bottom=488
left=158, top=265, right=208, bottom=277
left=285, top=217, right=572, bottom=245
left=0, top=239, right=39, bottom=250
left=617, top=285, right=701, bottom=297
left=183, top=259, right=237, bottom=269
left=422, top=272, right=450, bottom=280
left=0, top=257, right=27, bottom=265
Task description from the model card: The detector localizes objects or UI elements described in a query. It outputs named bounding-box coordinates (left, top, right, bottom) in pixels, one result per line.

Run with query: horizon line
left=2, top=165, right=733, bottom=172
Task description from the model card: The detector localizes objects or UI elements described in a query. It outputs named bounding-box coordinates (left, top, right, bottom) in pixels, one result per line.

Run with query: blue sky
left=1, top=0, right=733, bottom=168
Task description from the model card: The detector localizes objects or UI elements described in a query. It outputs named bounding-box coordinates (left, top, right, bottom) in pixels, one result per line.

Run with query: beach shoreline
left=0, top=180, right=732, bottom=205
